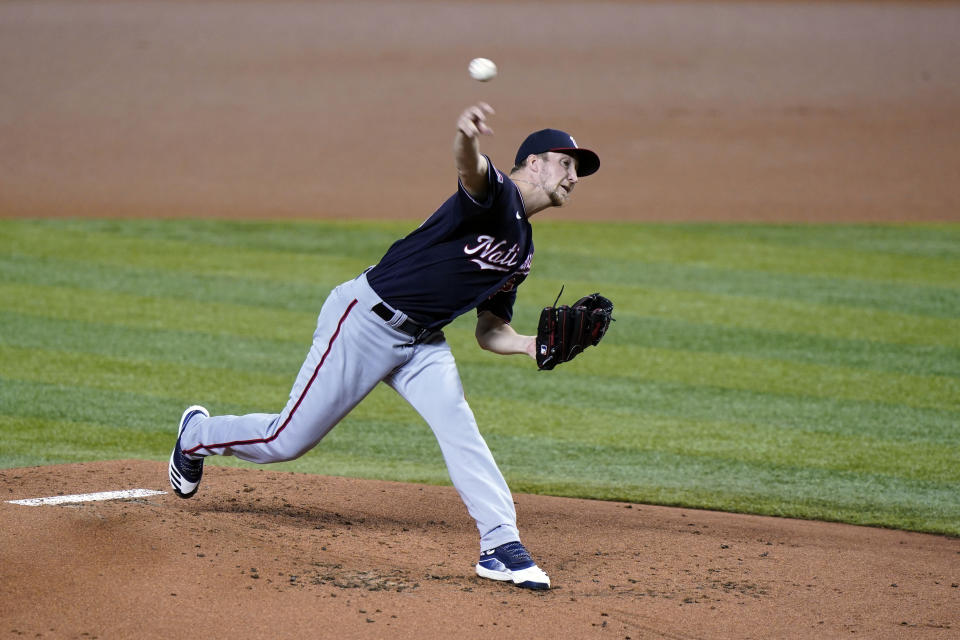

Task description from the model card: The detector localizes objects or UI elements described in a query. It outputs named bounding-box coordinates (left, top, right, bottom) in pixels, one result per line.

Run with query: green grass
left=1, top=219, right=958, bottom=536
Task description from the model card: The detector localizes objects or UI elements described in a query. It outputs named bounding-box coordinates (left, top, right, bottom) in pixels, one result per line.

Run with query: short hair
left=510, top=152, right=549, bottom=175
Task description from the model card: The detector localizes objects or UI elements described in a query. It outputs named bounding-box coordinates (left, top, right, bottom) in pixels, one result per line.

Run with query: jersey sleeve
left=457, top=156, right=505, bottom=214
left=477, top=288, right=518, bottom=323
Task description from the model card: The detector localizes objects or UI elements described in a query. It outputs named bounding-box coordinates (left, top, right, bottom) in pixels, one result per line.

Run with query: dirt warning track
left=1, top=1, right=959, bottom=223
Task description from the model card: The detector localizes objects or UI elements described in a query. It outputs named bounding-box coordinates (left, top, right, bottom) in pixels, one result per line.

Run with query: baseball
left=468, top=57, right=497, bottom=82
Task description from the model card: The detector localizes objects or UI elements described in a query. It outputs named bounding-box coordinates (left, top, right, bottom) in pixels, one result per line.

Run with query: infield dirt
left=1, top=1, right=959, bottom=638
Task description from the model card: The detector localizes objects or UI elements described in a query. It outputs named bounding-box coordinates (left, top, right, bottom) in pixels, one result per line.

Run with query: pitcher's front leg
left=386, top=341, right=519, bottom=551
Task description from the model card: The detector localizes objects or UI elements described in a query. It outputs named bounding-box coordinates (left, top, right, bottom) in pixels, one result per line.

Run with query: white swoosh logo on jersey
left=470, top=259, right=510, bottom=271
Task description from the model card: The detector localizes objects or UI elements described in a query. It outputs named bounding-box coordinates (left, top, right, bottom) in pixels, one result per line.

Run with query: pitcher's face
left=538, top=152, right=580, bottom=206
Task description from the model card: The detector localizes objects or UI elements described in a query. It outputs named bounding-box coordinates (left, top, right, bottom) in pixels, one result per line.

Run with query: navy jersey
left=366, top=158, right=533, bottom=330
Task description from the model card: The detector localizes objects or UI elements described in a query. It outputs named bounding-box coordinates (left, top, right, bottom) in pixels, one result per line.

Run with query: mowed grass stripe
left=5, top=271, right=954, bottom=355
left=453, top=326, right=957, bottom=412
left=488, top=433, right=959, bottom=510
left=501, top=464, right=959, bottom=536
left=0, top=367, right=420, bottom=436
left=0, top=382, right=434, bottom=471
left=524, top=279, right=960, bottom=349
left=17, top=259, right=952, bottom=380
left=8, top=218, right=957, bottom=292
left=6, top=222, right=956, bottom=348
left=0, top=254, right=336, bottom=313
left=11, top=218, right=410, bottom=256
left=317, top=420, right=960, bottom=523
left=533, top=223, right=960, bottom=287
left=0, top=414, right=173, bottom=467
left=0, top=311, right=307, bottom=375
left=1, top=220, right=373, bottom=284
left=0, top=345, right=292, bottom=409
left=10, top=263, right=952, bottom=387
left=459, top=363, right=957, bottom=443
left=582, top=345, right=957, bottom=412
left=0, top=378, right=204, bottom=432
left=453, top=326, right=959, bottom=412
left=622, top=316, right=960, bottom=378
left=531, top=255, right=957, bottom=318
left=0, top=282, right=316, bottom=342
left=655, top=223, right=960, bottom=259
left=6, top=221, right=956, bottom=318
left=468, top=397, right=959, bottom=483
left=451, top=298, right=959, bottom=381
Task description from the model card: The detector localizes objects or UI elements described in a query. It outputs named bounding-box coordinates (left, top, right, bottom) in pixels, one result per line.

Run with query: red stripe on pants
left=184, top=298, right=359, bottom=455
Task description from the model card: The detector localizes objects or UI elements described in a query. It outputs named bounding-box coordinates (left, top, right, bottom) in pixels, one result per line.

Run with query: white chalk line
left=6, top=489, right=167, bottom=506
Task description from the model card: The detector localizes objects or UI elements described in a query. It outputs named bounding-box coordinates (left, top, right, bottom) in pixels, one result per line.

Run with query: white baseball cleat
left=168, top=405, right=209, bottom=499
left=475, top=541, right=550, bottom=590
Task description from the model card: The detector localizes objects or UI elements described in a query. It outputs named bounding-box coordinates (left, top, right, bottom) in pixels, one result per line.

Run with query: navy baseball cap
left=515, top=128, right=600, bottom=177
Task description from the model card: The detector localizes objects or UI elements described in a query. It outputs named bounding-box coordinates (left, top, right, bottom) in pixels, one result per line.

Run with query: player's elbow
left=475, top=327, right=497, bottom=352
left=475, top=312, right=505, bottom=352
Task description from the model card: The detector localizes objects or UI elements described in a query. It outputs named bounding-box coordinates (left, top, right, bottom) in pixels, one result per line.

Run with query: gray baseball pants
left=178, top=272, right=521, bottom=551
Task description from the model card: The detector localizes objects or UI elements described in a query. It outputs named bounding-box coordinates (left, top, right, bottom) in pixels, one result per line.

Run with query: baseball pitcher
left=169, top=102, right=612, bottom=590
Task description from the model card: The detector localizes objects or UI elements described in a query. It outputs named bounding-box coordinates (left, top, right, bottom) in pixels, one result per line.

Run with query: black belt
left=372, top=302, right=432, bottom=342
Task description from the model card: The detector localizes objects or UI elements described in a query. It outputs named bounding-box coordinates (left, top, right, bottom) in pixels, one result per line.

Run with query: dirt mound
left=2, top=460, right=957, bottom=639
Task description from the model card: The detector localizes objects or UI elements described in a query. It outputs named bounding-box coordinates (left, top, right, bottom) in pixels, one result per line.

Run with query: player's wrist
left=524, top=336, right=537, bottom=359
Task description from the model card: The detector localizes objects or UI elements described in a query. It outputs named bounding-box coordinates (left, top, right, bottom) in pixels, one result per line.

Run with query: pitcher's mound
left=1, top=460, right=956, bottom=638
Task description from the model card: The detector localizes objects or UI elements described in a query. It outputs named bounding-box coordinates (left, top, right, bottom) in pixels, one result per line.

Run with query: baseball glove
left=535, top=291, right=614, bottom=370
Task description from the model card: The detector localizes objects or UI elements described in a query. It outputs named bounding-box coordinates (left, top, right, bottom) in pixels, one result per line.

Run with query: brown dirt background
left=2, top=0, right=960, bottom=223
left=2, top=1, right=959, bottom=639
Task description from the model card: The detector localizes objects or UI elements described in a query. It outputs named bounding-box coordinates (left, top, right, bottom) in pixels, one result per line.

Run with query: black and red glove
left=535, top=292, right=614, bottom=371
